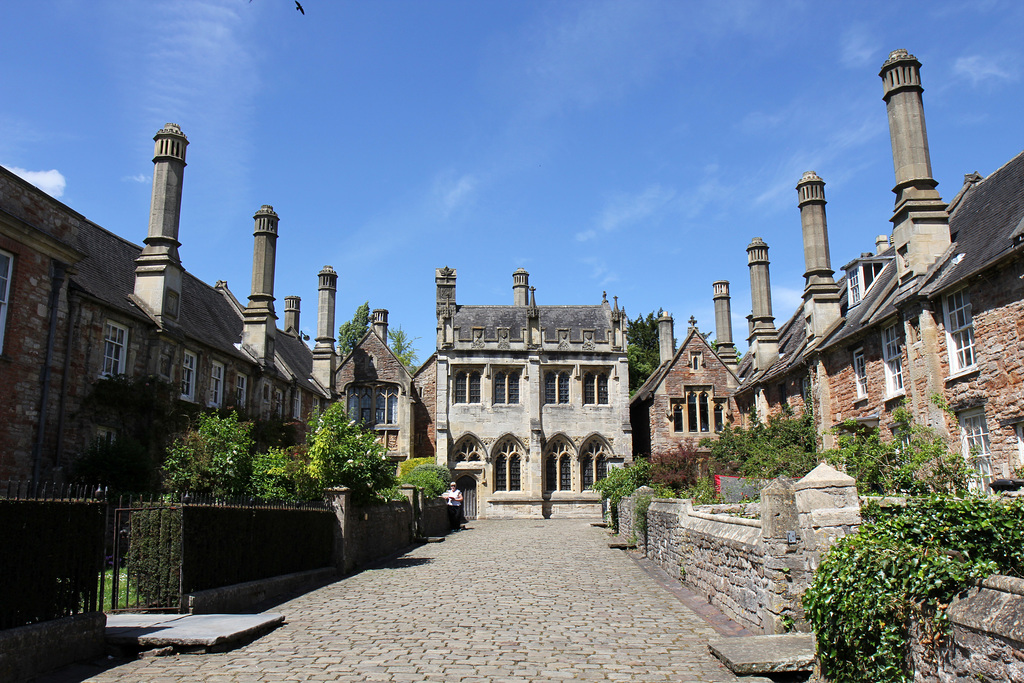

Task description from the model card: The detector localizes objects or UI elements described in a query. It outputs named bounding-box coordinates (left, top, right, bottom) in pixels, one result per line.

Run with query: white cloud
left=839, top=26, right=878, bottom=69
left=4, top=166, right=66, bottom=198
left=577, top=184, right=676, bottom=241
left=953, top=54, right=1017, bottom=86
left=123, top=173, right=149, bottom=184
left=434, top=172, right=479, bottom=218
left=579, top=256, right=619, bottom=286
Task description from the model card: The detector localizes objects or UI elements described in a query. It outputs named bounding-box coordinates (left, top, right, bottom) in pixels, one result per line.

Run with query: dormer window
left=845, top=257, right=887, bottom=307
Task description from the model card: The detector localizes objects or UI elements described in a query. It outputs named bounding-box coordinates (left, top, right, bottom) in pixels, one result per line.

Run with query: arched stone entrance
left=456, top=475, right=478, bottom=520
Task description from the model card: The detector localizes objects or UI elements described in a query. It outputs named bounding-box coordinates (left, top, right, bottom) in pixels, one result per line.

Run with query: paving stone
left=43, top=520, right=748, bottom=682
left=708, top=633, right=816, bottom=674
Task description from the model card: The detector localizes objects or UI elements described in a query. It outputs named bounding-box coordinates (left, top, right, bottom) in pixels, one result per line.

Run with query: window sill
left=374, top=424, right=399, bottom=430
left=853, top=397, right=868, bottom=407
left=884, top=391, right=906, bottom=402
left=945, top=367, right=981, bottom=383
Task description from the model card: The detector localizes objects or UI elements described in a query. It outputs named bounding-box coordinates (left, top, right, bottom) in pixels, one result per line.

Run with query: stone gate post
left=324, top=487, right=351, bottom=573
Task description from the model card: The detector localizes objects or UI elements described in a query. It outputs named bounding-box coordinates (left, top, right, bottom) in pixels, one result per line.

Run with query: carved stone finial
left=689, top=316, right=698, bottom=328
left=602, top=290, right=608, bottom=304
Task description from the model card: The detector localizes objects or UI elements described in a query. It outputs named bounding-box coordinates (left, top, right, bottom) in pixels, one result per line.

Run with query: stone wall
left=907, top=574, right=1024, bottom=683
left=619, top=463, right=861, bottom=634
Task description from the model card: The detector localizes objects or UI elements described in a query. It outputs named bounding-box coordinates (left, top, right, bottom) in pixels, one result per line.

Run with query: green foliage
left=74, top=374, right=190, bottom=492
left=804, top=496, right=1024, bottom=683
left=388, top=326, right=420, bottom=371
left=593, top=460, right=654, bottom=532
left=249, top=447, right=308, bottom=501
left=400, top=464, right=451, bottom=498
left=626, top=311, right=662, bottom=395
left=678, top=476, right=721, bottom=505
left=163, top=412, right=256, bottom=497
left=71, top=437, right=153, bottom=495
left=704, top=408, right=818, bottom=480
left=337, top=301, right=370, bottom=358
left=301, top=403, right=397, bottom=505
left=399, top=457, right=434, bottom=478
left=822, top=405, right=970, bottom=496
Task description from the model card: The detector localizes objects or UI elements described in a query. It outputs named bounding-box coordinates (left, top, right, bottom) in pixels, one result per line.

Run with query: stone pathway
left=72, top=519, right=741, bottom=682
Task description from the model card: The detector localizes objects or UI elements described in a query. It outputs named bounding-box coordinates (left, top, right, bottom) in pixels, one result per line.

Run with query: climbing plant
left=804, top=496, right=1024, bottom=683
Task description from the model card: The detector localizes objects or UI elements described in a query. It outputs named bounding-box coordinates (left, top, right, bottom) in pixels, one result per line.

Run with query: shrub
left=71, top=436, right=154, bottom=495
left=704, top=407, right=818, bottom=480
left=822, top=404, right=970, bottom=496
left=593, top=460, right=655, bottom=532
left=162, top=411, right=255, bottom=497
left=651, top=444, right=708, bottom=490
left=398, top=457, right=434, bottom=479
left=300, top=403, right=397, bottom=505
left=804, top=496, right=1024, bottom=683
left=400, top=464, right=450, bottom=498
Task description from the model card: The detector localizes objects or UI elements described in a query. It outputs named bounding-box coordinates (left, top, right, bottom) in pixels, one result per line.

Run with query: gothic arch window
left=580, top=439, right=610, bottom=490
left=582, top=372, right=609, bottom=405
left=493, top=370, right=521, bottom=404
left=681, top=386, right=717, bottom=433
left=544, top=438, right=574, bottom=491
left=453, top=437, right=484, bottom=464
left=544, top=371, right=570, bottom=405
left=492, top=438, right=523, bottom=491
left=347, top=384, right=399, bottom=427
left=454, top=370, right=482, bottom=404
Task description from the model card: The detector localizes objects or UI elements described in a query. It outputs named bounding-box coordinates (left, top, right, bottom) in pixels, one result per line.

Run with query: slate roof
left=68, top=214, right=325, bottom=395
left=453, top=304, right=615, bottom=343
left=922, top=149, right=1024, bottom=297
left=736, top=148, right=1024, bottom=395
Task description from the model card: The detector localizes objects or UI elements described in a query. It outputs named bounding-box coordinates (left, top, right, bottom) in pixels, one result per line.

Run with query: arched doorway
left=456, top=475, right=478, bottom=520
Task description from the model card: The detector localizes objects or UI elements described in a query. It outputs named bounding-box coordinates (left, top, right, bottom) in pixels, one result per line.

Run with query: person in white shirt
left=441, top=482, right=463, bottom=532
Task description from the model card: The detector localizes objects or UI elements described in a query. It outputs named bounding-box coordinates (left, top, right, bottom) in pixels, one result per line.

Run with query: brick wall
left=412, top=357, right=437, bottom=459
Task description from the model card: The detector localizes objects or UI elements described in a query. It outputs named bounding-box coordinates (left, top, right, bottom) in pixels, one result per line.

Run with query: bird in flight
left=295, top=1, right=305, bottom=14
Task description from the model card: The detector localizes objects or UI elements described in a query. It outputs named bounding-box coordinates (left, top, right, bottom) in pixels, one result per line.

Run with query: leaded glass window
left=559, top=455, right=571, bottom=490
left=509, top=455, right=521, bottom=491
left=495, top=454, right=507, bottom=491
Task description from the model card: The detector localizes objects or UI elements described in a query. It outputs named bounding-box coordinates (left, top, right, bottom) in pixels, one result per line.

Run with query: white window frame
left=101, top=321, right=129, bottom=376
left=274, top=388, right=284, bottom=417
left=0, top=249, right=12, bottom=353
left=881, top=324, right=904, bottom=397
left=235, top=373, right=247, bottom=407
left=959, top=410, right=992, bottom=491
left=180, top=350, right=197, bottom=401
left=944, top=289, right=976, bottom=374
left=852, top=348, right=867, bottom=399
left=209, top=361, right=224, bottom=408
left=292, top=389, right=301, bottom=419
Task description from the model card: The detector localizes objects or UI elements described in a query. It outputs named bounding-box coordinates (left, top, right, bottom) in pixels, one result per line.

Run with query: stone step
left=106, top=613, right=284, bottom=654
left=707, top=633, right=816, bottom=674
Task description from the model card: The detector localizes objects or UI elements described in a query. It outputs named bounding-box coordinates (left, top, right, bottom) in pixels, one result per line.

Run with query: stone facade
left=334, top=315, right=415, bottom=462
left=429, top=267, right=633, bottom=519
left=733, top=50, right=1024, bottom=490
left=0, top=126, right=331, bottom=482
left=630, top=318, right=739, bottom=458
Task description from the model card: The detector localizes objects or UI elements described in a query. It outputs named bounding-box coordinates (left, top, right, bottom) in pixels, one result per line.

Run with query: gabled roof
left=735, top=303, right=809, bottom=391
left=336, top=328, right=414, bottom=386
left=631, top=325, right=739, bottom=404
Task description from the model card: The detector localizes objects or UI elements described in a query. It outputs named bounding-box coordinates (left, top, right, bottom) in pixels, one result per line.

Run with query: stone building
left=733, top=49, right=1024, bottom=489
left=419, top=267, right=633, bottom=519
left=334, top=309, right=417, bottom=462
left=0, top=124, right=331, bottom=482
left=629, top=293, right=740, bottom=458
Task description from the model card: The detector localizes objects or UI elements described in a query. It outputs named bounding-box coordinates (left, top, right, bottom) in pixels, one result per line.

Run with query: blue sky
left=3, top=0, right=1022, bottom=362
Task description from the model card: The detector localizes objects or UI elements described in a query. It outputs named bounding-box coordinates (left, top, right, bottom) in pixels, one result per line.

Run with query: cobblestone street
left=78, top=520, right=740, bottom=682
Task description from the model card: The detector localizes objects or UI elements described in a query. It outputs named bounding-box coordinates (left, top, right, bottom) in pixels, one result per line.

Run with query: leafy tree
left=388, top=325, right=420, bottom=371
left=162, top=411, right=256, bottom=497
left=703, top=408, right=818, bottom=480
left=299, top=402, right=397, bottom=505
left=627, top=311, right=662, bottom=395
left=337, top=301, right=370, bottom=358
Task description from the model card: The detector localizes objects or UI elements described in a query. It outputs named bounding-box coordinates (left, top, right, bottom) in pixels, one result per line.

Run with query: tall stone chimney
left=876, top=234, right=891, bottom=254
left=372, top=309, right=389, bottom=345
left=797, top=172, right=842, bottom=341
left=513, top=268, right=530, bottom=306
left=134, top=123, right=188, bottom=324
left=241, top=205, right=279, bottom=365
left=435, top=266, right=457, bottom=349
left=312, top=265, right=337, bottom=389
left=657, top=312, right=674, bottom=365
left=284, top=296, right=300, bottom=335
left=880, top=49, right=949, bottom=282
left=747, top=237, right=779, bottom=372
left=712, top=280, right=738, bottom=368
